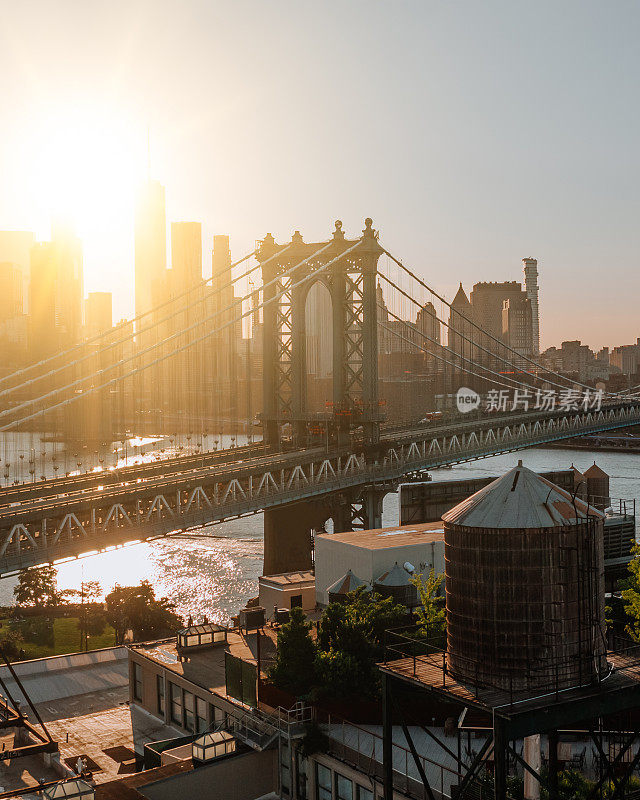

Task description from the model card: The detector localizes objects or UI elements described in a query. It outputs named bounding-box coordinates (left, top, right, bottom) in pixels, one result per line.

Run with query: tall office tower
left=0, top=263, right=27, bottom=367
left=502, top=296, right=533, bottom=361
left=0, top=230, right=35, bottom=313
left=30, top=243, right=60, bottom=359
left=448, top=283, right=473, bottom=358
left=51, top=221, right=83, bottom=346
left=171, top=222, right=202, bottom=287
left=134, top=179, right=166, bottom=322
left=29, top=229, right=83, bottom=360
left=470, top=281, right=527, bottom=341
left=522, top=258, right=540, bottom=356
left=85, top=292, right=113, bottom=339
left=417, top=301, right=440, bottom=345
left=209, top=235, right=241, bottom=424
left=211, top=235, right=234, bottom=314
left=0, top=263, right=23, bottom=321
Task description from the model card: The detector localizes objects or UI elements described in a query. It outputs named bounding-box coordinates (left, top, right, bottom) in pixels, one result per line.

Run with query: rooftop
left=316, top=521, right=444, bottom=550
left=259, top=570, right=315, bottom=588
left=131, top=635, right=237, bottom=695
left=131, top=628, right=280, bottom=693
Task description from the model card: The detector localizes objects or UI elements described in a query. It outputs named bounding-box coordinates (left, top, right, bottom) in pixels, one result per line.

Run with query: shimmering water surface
left=1, top=431, right=638, bottom=623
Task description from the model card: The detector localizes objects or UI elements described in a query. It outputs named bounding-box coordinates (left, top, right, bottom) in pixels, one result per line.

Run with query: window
left=290, top=594, right=303, bottom=609
left=132, top=663, right=142, bottom=702
left=156, top=675, right=165, bottom=715
left=184, top=691, right=195, bottom=732
left=316, top=763, right=332, bottom=800
left=335, top=773, right=353, bottom=800
left=196, top=697, right=208, bottom=733
left=296, top=751, right=308, bottom=800
left=170, top=683, right=183, bottom=726
left=356, top=786, right=374, bottom=800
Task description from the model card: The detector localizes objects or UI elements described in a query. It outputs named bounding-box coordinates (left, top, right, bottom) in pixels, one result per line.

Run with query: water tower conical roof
left=327, top=569, right=367, bottom=596
left=442, top=462, right=604, bottom=529
left=375, top=562, right=412, bottom=587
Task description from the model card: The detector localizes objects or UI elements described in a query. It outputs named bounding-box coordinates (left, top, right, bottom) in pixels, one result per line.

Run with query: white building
left=314, top=521, right=445, bottom=606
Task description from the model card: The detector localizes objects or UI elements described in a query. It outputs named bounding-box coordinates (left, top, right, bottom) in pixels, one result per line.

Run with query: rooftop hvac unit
left=239, top=606, right=265, bottom=631
left=274, top=608, right=290, bottom=625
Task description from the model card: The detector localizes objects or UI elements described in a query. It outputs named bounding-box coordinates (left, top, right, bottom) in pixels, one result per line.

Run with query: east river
left=1, top=432, right=639, bottom=623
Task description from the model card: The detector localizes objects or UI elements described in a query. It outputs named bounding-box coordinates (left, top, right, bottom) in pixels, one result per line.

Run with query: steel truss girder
left=1, top=404, right=640, bottom=574
left=258, top=227, right=381, bottom=448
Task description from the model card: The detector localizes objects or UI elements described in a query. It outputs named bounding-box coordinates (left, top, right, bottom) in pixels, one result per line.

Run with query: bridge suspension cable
left=0, top=248, right=263, bottom=392
left=377, top=270, right=612, bottom=399
left=378, top=307, right=538, bottom=393
left=379, top=245, right=611, bottom=397
left=0, top=246, right=297, bottom=401
left=0, top=239, right=363, bottom=431
left=0, top=239, right=329, bottom=425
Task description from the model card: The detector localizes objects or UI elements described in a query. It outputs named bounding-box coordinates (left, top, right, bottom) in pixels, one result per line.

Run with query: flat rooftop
left=317, top=521, right=445, bottom=550
left=259, top=570, right=315, bottom=588
left=131, top=635, right=239, bottom=696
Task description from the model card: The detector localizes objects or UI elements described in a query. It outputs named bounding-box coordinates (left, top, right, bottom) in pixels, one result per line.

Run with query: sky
left=0, top=0, right=638, bottom=350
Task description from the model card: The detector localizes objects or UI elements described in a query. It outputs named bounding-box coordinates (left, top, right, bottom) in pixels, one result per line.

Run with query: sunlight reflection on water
left=0, top=446, right=637, bottom=622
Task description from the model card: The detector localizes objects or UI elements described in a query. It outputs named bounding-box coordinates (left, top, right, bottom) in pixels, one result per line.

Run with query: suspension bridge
left=1, top=219, right=639, bottom=576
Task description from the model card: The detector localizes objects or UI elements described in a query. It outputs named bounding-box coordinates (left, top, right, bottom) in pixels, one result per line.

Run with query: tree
left=268, top=607, right=317, bottom=696
left=105, top=581, right=182, bottom=645
left=620, top=545, right=640, bottom=641
left=13, top=566, right=59, bottom=608
left=0, top=629, right=24, bottom=661
left=62, top=581, right=104, bottom=651
left=411, top=569, right=445, bottom=645
left=315, top=587, right=406, bottom=700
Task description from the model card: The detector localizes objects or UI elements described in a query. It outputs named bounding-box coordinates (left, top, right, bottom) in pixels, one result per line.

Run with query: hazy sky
left=0, top=0, right=638, bottom=349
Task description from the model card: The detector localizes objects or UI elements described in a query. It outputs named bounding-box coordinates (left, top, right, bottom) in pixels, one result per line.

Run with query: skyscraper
left=85, top=292, right=113, bottom=339
left=0, top=263, right=23, bottom=321
left=171, top=222, right=202, bottom=287
left=522, top=257, right=540, bottom=356
left=29, top=226, right=83, bottom=359
left=0, top=262, right=27, bottom=366
left=470, top=281, right=527, bottom=341
left=134, top=179, right=166, bottom=323
left=502, top=296, right=533, bottom=361
left=0, top=230, right=35, bottom=313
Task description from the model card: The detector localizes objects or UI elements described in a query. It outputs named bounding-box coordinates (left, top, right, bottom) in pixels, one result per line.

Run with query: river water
left=1, top=432, right=639, bottom=624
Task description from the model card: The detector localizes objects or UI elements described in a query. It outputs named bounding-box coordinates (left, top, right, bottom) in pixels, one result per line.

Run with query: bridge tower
left=258, top=219, right=385, bottom=575
left=257, top=218, right=383, bottom=451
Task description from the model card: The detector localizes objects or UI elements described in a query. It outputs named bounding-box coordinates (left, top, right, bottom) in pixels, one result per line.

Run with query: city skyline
left=0, top=1, right=638, bottom=349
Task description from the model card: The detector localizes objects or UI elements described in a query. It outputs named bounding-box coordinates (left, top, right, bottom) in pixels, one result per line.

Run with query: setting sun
left=21, top=104, right=144, bottom=253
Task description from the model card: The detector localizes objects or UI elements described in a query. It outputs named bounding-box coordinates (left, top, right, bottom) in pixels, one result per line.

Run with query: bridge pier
left=331, top=485, right=386, bottom=533
left=263, top=502, right=328, bottom=576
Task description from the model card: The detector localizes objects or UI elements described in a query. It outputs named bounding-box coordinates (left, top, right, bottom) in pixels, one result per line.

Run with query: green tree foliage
left=105, top=581, right=182, bottom=645
left=314, top=587, right=406, bottom=700
left=410, top=569, right=445, bottom=644
left=621, top=545, right=640, bottom=641
left=0, top=629, right=24, bottom=661
left=62, top=581, right=105, bottom=650
left=268, top=589, right=407, bottom=702
left=10, top=616, right=54, bottom=647
left=13, top=566, right=59, bottom=608
left=268, top=607, right=317, bottom=696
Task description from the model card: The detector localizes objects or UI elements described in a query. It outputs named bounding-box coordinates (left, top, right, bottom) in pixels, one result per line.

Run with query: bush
left=10, top=616, right=54, bottom=647
left=268, top=608, right=316, bottom=696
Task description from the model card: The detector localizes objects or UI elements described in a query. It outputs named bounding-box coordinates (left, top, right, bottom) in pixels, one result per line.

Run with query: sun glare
left=24, top=106, right=145, bottom=243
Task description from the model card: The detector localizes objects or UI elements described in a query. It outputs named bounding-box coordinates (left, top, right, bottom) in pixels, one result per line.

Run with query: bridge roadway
left=1, top=401, right=639, bottom=575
